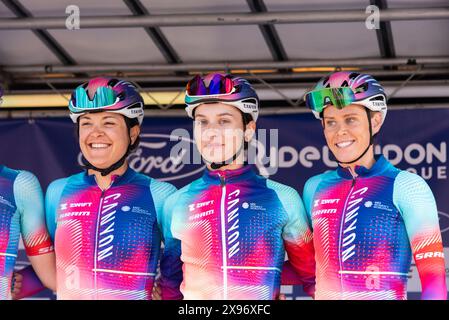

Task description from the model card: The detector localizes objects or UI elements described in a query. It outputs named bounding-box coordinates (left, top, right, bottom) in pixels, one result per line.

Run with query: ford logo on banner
left=77, top=133, right=206, bottom=182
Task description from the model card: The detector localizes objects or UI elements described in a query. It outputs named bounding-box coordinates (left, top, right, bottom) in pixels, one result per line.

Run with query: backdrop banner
left=1, top=108, right=448, bottom=299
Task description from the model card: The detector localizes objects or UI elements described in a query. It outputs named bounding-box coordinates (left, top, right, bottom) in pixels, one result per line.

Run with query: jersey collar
left=83, top=165, right=137, bottom=186
left=202, top=165, right=256, bottom=185
left=337, top=155, right=389, bottom=179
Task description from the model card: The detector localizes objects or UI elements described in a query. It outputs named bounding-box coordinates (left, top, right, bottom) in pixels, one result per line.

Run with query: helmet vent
left=107, top=79, right=119, bottom=87
left=355, top=82, right=369, bottom=93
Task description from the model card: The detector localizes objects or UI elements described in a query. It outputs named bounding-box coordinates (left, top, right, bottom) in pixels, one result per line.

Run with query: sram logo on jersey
left=415, top=251, right=445, bottom=260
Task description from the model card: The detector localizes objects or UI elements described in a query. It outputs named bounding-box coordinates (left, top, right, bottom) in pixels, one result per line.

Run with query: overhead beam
left=246, top=0, right=288, bottom=62
left=123, top=0, right=182, bottom=64
left=0, top=8, right=448, bottom=29
left=4, top=56, right=449, bottom=74
left=1, top=0, right=77, bottom=65
left=371, top=0, right=396, bottom=60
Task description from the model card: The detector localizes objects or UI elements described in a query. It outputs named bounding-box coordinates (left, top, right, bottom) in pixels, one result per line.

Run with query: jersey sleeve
left=152, top=180, right=183, bottom=300
left=45, top=178, right=67, bottom=241
left=14, top=171, right=54, bottom=256
left=268, top=180, right=316, bottom=296
left=393, top=171, right=447, bottom=300
left=302, top=174, right=324, bottom=228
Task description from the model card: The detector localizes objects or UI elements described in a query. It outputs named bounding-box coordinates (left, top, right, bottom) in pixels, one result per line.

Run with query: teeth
left=336, top=141, right=354, bottom=148
left=91, top=143, right=109, bottom=148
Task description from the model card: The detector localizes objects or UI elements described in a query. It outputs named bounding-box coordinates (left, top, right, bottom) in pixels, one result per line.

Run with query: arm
left=152, top=180, right=183, bottom=300
left=15, top=171, right=56, bottom=294
left=394, top=171, right=447, bottom=300
left=268, top=180, right=316, bottom=297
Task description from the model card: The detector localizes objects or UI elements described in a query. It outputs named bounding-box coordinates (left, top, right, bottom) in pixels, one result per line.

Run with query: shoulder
left=304, top=170, right=335, bottom=193
left=149, top=178, right=177, bottom=197
left=47, top=176, right=72, bottom=192
left=164, top=179, right=202, bottom=206
left=13, top=170, right=42, bottom=193
left=266, top=179, right=299, bottom=198
left=393, top=169, right=431, bottom=196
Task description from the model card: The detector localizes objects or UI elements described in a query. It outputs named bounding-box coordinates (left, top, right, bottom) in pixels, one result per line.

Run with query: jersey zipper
left=337, top=170, right=357, bottom=298
left=218, top=173, right=228, bottom=300
left=93, top=178, right=115, bottom=299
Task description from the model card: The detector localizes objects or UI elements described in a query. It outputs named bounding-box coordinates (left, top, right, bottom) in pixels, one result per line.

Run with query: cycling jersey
left=45, top=167, right=182, bottom=300
left=164, top=165, right=315, bottom=300
left=303, top=155, right=447, bottom=300
left=0, top=166, right=53, bottom=300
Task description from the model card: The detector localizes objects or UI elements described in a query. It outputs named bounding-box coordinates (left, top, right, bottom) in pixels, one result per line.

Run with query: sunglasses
left=305, top=87, right=357, bottom=113
left=186, top=74, right=235, bottom=96
left=70, top=86, right=119, bottom=110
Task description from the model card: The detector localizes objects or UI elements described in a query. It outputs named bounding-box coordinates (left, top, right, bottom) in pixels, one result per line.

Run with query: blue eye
left=346, top=117, right=356, bottom=124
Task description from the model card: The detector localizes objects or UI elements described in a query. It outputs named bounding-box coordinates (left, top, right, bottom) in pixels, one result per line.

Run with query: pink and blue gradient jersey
left=164, top=165, right=315, bottom=300
left=303, top=155, right=447, bottom=300
left=45, top=167, right=182, bottom=300
left=0, top=165, right=54, bottom=300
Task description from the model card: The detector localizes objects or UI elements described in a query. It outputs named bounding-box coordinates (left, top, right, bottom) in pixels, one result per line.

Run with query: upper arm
left=266, top=180, right=310, bottom=243
left=393, top=170, right=446, bottom=298
left=393, top=171, right=441, bottom=243
left=302, top=175, right=323, bottom=228
left=14, top=171, right=53, bottom=256
left=150, top=179, right=178, bottom=240
left=45, top=178, right=67, bottom=241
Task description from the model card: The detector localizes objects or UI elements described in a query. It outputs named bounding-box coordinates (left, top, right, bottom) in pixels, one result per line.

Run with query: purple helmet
left=185, top=73, right=259, bottom=122
left=68, top=77, right=144, bottom=124
left=305, top=71, right=387, bottom=123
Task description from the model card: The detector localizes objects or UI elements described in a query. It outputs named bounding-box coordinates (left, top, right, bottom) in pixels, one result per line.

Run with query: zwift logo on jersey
left=59, top=202, right=92, bottom=211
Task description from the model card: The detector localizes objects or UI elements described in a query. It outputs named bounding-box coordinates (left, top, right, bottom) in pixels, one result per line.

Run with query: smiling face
left=193, top=103, right=255, bottom=168
left=322, top=104, right=382, bottom=166
left=78, top=112, right=139, bottom=169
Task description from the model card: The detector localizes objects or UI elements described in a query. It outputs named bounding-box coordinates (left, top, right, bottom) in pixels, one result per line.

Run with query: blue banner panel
left=0, top=108, right=448, bottom=299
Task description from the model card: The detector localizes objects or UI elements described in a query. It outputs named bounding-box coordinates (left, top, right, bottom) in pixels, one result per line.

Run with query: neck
left=88, top=161, right=128, bottom=190
left=339, top=146, right=376, bottom=176
left=206, top=152, right=246, bottom=171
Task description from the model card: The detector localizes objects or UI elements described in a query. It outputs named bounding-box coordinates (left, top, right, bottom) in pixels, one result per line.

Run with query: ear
left=371, top=111, right=383, bottom=135
left=244, top=121, right=256, bottom=142
left=130, top=125, right=140, bottom=145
